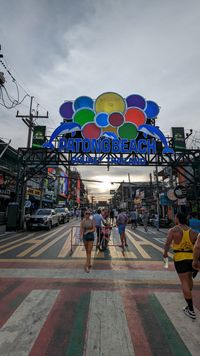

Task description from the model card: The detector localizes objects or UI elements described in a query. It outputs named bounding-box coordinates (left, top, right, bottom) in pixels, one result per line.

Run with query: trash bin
left=6, top=202, right=19, bottom=231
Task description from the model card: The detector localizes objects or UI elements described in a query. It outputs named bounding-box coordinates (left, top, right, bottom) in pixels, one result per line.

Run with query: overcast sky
left=0, top=0, right=200, bottom=200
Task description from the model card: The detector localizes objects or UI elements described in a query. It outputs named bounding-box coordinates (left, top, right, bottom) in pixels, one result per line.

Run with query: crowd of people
left=77, top=207, right=200, bottom=320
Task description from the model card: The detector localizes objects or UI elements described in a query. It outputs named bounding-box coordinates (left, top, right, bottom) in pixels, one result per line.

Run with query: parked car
left=55, top=207, right=70, bottom=223
left=27, top=208, right=59, bottom=230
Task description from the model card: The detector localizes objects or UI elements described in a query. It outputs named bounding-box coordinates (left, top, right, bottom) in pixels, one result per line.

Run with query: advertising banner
left=171, top=127, right=186, bottom=151
left=32, top=126, right=46, bottom=148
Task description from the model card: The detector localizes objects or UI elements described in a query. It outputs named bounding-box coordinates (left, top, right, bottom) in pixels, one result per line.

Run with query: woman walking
left=80, top=210, right=96, bottom=273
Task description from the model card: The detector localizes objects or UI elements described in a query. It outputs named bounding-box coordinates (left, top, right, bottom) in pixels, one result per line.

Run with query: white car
left=28, top=209, right=59, bottom=230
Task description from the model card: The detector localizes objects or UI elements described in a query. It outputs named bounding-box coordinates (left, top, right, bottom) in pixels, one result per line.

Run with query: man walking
left=163, top=212, right=198, bottom=319
left=116, top=209, right=128, bottom=249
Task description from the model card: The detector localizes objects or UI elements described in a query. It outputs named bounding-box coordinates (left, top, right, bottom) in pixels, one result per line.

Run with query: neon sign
left=43, top=92, right=174, bottom=165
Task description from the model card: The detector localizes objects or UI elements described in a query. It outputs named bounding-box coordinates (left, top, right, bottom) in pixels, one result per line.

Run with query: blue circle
left=74, top=96, right=94, bottom=111
left=145, top=100, right=160, bottom=119
left=95, top=112, right=109, bottom=127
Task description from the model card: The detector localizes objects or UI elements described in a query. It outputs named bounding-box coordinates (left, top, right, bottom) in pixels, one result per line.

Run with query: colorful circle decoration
left=118, top=123, right=138, bottom=140
left=95, top=112, right=109, bottom=127
left=59, top=101, right=74, bottom=119
left=59, top=92, right=160, bottom=140
left=126, top=94, right=146, bottom=110
left=145, top=100, right=160, bottom=119
left=73, top=108, right=95, bottom=127
left=82, top=123, right=101, bottom=139
left=125, top=108, right=146, bottom=127
left=95, top=92, right=126, bottom=114
left=74, top=96, right=94, bottom=111
left=109, top=112, right=124, bottom=127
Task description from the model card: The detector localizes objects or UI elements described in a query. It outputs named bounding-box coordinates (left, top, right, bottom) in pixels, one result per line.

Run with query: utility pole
left=16, top=96, right=49, bottom=228
left=16, top=96, right=49, bottom=147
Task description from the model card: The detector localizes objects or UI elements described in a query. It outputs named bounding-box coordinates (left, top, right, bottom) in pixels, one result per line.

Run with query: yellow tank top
left=172, top=228, right=194, bottom=262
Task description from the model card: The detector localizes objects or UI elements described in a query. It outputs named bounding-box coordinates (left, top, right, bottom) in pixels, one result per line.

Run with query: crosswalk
left=0, top=287, right=199, bottom=356
left=0, top=225, right=168, bottom=261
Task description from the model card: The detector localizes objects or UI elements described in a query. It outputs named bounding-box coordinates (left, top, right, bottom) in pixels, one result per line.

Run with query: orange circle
left=125, top=108, right=146, bottom=127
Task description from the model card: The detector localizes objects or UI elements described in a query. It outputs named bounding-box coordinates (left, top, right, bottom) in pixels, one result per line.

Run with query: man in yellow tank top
left=163, top=212, right=198, bottom=319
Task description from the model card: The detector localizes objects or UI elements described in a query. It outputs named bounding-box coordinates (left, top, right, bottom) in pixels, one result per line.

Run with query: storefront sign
left=42, top=92, right=174, bottom=165
left=174, top=185, right=187, bottom=199
left=26, top=188, right=41, bottom=196
left=171, top=127, right=186, bottom=151
left=167, top=188, right=177, bottom=201
left=32, top=126, right=46, bottom=148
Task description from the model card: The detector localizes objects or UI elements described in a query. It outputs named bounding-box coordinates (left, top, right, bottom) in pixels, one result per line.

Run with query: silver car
left=28, top=209, right=59, bottom=230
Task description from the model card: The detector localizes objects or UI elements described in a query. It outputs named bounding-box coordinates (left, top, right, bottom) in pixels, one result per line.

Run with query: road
left=0, top=219, right=200, bottom=356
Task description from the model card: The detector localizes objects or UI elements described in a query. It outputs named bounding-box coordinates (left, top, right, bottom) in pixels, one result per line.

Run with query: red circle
left=82, top=123, right=101, bottom=139
left=109, top=112, right=124, bottom=127
left=125, top=108, right=146, bottom=127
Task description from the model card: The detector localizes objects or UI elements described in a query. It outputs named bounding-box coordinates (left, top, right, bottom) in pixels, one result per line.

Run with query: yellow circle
left=95, top=92, right=126, bottom=114
left=102, top=125, right=118, bottom=134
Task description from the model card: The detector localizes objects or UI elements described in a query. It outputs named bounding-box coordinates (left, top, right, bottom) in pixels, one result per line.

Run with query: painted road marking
left=153, top=238, right=165, bottom=244
left=0, top=267, right=192, bottom=283
left=155, top=292, right=200, bottom=356
left=0, top=225, right=66, bottom=256
left=31, top=231, right=69, bottom=257
left=85, top=291, right=135, bottom=356
left=128, top=230, right=173, bottom=259
left=0, top=289, right=59, bottom=356
left=126, top=231, right=151, bottom=259
left=17, top=226, right=69, bottom=257
left=58, top=232, right=72, bottom=257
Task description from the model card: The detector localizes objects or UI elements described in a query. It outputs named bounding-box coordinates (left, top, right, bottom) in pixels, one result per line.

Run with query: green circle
left=118, top=123, right=138, bottom=140
left=73, top=108, right=95, bottom=126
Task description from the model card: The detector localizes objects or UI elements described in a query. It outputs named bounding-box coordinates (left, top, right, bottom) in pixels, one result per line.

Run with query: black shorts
left=174, top=259, right=196, bottom=274
left=83, top=232, right=95, bottom=242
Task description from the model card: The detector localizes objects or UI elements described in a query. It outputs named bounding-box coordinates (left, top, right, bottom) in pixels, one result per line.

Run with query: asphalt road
left=1, top=220, right=200, bottom=356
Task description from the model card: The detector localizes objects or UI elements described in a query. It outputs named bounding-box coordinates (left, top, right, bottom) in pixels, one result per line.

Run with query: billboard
left=171, top=127, right=186, bottom=151
left=32, top=126, right=46, bottom=148
left=42, top=92, right=174, bottom=166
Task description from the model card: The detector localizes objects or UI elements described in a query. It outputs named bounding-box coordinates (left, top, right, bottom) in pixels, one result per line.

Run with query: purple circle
left=126, top=94, right=146, bottom=110
left=59, top=101, right=74, bottom=119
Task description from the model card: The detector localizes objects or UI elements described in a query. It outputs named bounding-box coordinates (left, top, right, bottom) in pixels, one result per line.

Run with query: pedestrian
left=154, top=213, right=159, bottom=231
left=142, top=210, right=148, bottom=232
left=110, top=209, right=114, bottom=226
left=192, top=233, right=200, bottom=272
left=116, top=209, right=128, bottom=249
left=130, top=210, right=137, bottom=229
left=163, top=212, right=198, bottom=319
left=80, top=210, right=96, bottom=273
left=93, top=209, right=104, bottom=248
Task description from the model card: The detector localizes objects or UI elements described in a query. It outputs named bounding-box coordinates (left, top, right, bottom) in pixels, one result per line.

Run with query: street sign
left=25, top=200, right=31, bottom=208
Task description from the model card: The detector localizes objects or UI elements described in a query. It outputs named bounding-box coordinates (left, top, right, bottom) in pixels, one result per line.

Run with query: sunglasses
left=85, top=212, right=90, bottom=215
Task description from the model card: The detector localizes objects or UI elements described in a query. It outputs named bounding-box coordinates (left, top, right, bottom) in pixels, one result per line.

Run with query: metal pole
left=20, top=96, right=34, bottom=229
left=27, top=96, right=34, bottom=148
left=155, top=164, right=160, bottom=230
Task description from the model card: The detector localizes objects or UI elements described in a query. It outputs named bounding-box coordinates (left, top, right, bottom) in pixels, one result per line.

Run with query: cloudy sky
left=0, top=0, right=200, bottom=200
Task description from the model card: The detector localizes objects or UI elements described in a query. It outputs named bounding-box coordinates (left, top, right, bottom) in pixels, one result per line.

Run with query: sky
left=0, top=0, right=200, bottom=200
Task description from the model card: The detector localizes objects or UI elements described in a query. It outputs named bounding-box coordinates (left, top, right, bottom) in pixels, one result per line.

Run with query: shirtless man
left=163, top=212, right=198, bottom=319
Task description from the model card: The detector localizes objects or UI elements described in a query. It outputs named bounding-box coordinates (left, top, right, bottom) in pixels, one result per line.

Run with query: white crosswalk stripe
left=0, top=289, right=59, bottom=356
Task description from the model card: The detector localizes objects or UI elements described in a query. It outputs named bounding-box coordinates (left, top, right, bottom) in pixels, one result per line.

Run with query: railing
left=70, top=225, right=120, bottom=255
